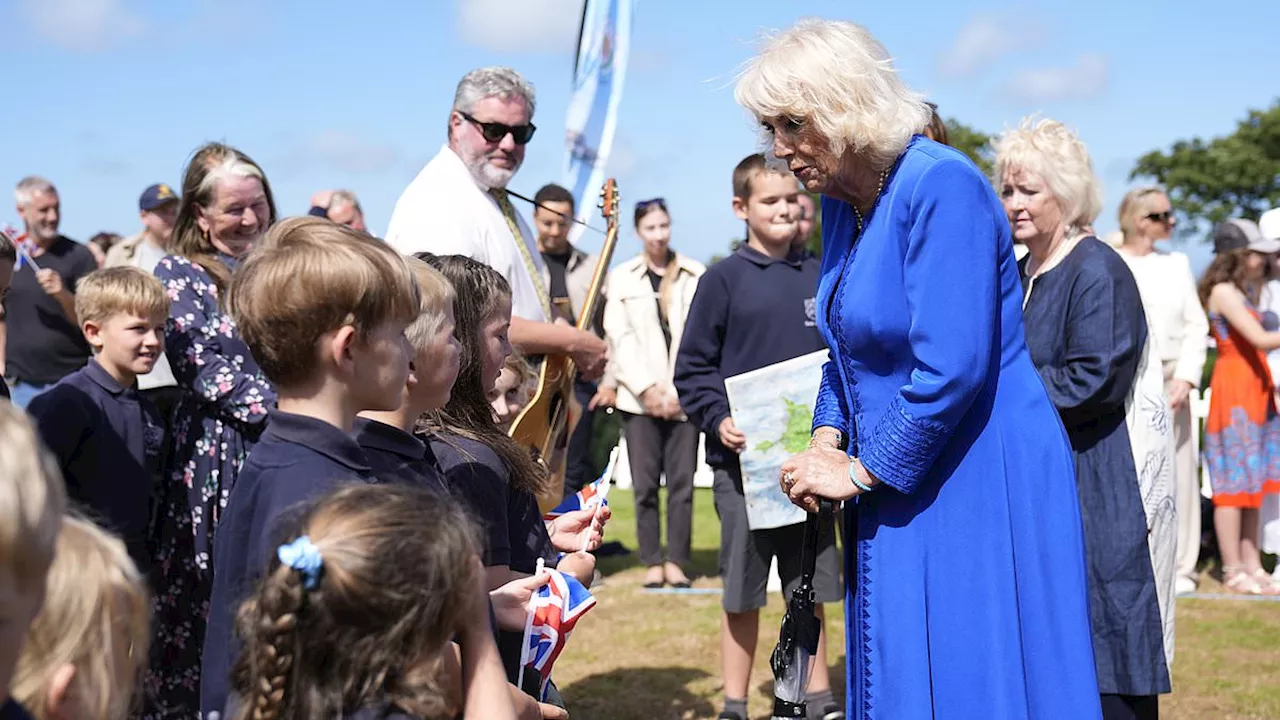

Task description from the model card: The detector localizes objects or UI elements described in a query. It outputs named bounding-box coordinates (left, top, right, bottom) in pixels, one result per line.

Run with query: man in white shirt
left=386, top=66, right=607, bottom=379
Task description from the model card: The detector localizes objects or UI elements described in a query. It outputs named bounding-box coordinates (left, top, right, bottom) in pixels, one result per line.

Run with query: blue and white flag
left=562, top=0, right=632, bottom=242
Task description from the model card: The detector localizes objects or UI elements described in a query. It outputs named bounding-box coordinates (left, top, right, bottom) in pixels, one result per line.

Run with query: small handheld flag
left=544, top=445, right=619, bottom=520
left=1, top=225, right=39, bottom=272
left=516, top=559, right=598, bottom=700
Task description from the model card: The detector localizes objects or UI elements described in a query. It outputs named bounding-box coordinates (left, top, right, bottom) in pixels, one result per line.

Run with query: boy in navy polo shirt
left=356, top=257, right=460, bottom=493
left=200, top=218, right=422, bottom=718
left=28, top=267, right=167, bottom=577
left=675, top=155, right=844, bottom=720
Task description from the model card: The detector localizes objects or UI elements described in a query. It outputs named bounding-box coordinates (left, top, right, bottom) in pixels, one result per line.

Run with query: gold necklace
left=851, top=167, right=892, bottom=236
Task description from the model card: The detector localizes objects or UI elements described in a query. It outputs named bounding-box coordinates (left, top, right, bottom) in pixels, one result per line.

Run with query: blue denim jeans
left=7, top=379, right=52, bottom=409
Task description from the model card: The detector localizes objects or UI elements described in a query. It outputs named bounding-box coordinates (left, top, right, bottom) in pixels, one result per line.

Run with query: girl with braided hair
left=229, top=483, right=515, bottom=720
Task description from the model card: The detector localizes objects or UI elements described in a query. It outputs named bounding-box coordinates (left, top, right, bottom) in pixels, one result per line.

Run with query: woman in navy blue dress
left=146, top=143, right=277, bottom=719
left=997, top=118, right=1169, bottom=720
left=737, top=19, right=1100, bottom=719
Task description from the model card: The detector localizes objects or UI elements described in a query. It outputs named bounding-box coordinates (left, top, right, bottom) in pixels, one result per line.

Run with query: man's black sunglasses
left=458, top=111, right=537, bottom=145
left=1145, top=210, right=1175, bottom=223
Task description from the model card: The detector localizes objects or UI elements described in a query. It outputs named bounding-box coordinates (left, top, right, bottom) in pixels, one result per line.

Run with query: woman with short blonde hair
left=999, top=118, right=1170, bottom=719
left=740, top=19, right=1100, bottom=718
left=1115, top=186, right=1209, bottom=600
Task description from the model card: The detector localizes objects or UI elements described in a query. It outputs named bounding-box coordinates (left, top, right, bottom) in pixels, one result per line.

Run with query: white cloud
left=938, top=14, right=1042, bottom=79
left=456, top=0, right=584, bottom=54
left=1002, top=54, right=1109, bottom=104
left=20, top=0, right=144, bottom=52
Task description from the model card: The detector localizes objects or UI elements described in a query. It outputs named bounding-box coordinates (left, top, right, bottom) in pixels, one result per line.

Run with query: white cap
left=1260, top=208, right=1280, bottom=242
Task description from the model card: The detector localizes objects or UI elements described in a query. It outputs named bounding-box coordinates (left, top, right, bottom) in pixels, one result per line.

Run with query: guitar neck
left=574, top=223, right=620, bottom=332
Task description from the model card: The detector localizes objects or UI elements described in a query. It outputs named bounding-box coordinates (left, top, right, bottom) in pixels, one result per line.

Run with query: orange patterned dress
left=1204, top=308, right=1280, bottom=508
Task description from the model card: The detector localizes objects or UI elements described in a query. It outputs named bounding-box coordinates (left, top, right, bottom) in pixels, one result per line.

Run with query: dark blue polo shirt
left=674, top=244, right=827, bottom=469
left=354, top=417, right=449, bottom=494
left=27, top=358, right=163, bottom=572
left=200, top=410, right=374, bottom=718
left=1, top=699, right=35, bottom=720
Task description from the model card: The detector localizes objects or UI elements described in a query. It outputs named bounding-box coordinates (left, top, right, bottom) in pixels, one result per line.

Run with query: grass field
left=553, top=488, right=1280, bottom=720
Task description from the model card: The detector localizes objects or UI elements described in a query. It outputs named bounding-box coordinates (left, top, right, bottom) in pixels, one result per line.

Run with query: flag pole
left=580, top=445, right=620, bottom=553
left=515, top=556, right=546, bottom=694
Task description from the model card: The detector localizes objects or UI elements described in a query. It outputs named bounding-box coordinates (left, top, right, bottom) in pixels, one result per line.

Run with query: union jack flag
left=1, top=225, right=38, bottom=271
left=544, top=445, right=618, bottom=520
left=520, top=568, right=597, bottom=700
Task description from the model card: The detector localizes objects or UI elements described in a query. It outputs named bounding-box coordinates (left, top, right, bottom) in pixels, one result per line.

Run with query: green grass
left=553, top=488, right=1280, bottom=720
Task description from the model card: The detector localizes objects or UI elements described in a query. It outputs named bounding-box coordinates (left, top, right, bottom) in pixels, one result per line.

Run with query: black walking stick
left=770, top=499, right=834, bottom=719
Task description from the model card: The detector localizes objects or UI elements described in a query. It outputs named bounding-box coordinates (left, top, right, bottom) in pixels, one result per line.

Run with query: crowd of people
left=1, top=15, right=1278, bottom=720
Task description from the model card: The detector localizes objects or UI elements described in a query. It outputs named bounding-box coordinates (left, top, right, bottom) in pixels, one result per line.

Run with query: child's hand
left=718, top=417, right=747, bottom=452
left=489, top=570, right=552, bottom=631
left=546, top=507, right=611, bottom=553
left=556, top=551, right=597, bottom=588
left=512, top=686, right=570, bottom=720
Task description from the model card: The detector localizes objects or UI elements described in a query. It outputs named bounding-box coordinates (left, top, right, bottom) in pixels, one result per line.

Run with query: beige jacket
left=602, top=252, right=705, bottom=416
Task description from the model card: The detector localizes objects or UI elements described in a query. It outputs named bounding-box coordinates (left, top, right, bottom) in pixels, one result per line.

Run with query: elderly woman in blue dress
left=737, top=19, right=1102, bottom=718
left=996, top=118, right=1170, bottom=720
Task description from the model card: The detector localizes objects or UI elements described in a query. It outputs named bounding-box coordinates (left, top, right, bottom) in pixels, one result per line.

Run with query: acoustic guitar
left=510, top=179, right=621, bottom=513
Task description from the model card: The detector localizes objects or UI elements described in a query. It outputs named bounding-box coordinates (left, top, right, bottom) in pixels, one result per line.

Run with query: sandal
left=1223, top=566, right=1268, bottom=595
left=1250, top=568, right=1280, bottom=596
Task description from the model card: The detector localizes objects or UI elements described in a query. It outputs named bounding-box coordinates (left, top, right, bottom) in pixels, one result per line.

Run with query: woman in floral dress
left=145, top=143, right=277, bottom=718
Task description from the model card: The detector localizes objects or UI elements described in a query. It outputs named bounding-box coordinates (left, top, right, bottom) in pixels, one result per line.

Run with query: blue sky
left=3, top=0, right=1277, bottom=272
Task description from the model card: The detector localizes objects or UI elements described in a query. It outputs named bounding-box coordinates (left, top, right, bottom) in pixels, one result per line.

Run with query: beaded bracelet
left=848, top=459, right=876, bottom=493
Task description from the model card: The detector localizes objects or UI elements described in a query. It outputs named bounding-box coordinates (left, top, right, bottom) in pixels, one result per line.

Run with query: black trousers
left=1101, top=694, right=1158, bottom=720
left=622, top=412, right=699, bottom=568
left=564, top=378, right=598, bottom=497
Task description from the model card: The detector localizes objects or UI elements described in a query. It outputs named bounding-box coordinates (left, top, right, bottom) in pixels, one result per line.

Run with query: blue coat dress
left=814, top=137, right=1100, bottom=719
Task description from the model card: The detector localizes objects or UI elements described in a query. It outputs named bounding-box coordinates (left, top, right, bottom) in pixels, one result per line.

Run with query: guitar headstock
left=598, top=179, right=619, bottom=223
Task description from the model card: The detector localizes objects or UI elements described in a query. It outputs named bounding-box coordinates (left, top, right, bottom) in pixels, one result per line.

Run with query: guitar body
left=511, top=180, right=620, bottom=514
left=513, top=354, right=582, bottom=512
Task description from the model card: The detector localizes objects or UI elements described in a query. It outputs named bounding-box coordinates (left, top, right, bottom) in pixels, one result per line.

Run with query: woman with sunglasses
left=1115, top=188, right=1209, bottom=601
left=603, top=198, right=705, bottom=589
left=1199, top=219, right=1280, bottom=596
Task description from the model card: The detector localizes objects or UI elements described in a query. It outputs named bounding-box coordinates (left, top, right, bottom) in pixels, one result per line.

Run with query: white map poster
left=724, top=350, right=828, bottom=530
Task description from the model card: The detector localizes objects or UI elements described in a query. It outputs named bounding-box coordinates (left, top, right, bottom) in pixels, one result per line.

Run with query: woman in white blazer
left=603, top=199, right=705, bottom=588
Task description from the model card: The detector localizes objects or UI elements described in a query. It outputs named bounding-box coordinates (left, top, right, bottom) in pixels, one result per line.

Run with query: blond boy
left=201, top=217, right=422, bottom=717
left=28, top=267, right=168, bottom=577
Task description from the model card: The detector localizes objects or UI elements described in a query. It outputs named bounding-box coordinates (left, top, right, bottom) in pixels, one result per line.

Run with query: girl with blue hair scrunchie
left=229, top=483, right=521, bottom=720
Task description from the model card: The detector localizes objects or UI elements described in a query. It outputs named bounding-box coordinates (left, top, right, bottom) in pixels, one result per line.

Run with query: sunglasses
left=1145, top=210, right=1175, bottom=223
left=636, top=197, right=667, bottom=211
left=458, top=111, right=536, bottom=145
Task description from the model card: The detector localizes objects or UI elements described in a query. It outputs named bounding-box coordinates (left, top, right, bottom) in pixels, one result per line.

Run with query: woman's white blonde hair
left=992, top=116, right=1103, bottom=231
left=12, top=515, right=151, bottom=720
left=734, top=18, right=931, bottom=169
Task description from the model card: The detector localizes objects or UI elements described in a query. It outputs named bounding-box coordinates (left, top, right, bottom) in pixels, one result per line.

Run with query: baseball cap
left=1212, top=218, right=1280, bottom=255
left=1259, top=208, right=1280, bottom=242
left=139, top=183, right=179, bottom=211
